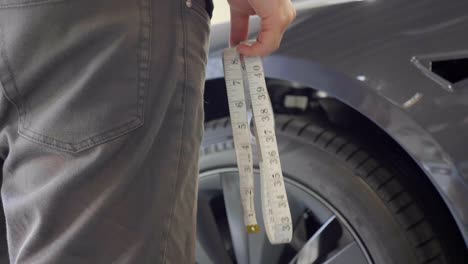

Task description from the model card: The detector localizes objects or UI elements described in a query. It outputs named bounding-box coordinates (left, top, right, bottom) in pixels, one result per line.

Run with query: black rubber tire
left=199, top=115, right=450, bottom=264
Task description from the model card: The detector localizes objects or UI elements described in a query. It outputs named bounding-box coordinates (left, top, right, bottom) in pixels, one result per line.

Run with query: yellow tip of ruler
left=222, top=47, right=293, bottom=245
left=246, top=224, right=261, bottom=234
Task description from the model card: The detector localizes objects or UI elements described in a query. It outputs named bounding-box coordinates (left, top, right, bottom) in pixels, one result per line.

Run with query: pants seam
left=160, top=1, right=188, bottom=263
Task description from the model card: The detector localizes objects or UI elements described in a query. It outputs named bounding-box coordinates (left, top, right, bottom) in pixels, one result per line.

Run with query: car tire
left=199, top=114, right=450, bottom=264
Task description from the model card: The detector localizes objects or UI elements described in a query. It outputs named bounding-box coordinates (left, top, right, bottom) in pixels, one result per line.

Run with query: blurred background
left=211, top=0, right=230, bottom=25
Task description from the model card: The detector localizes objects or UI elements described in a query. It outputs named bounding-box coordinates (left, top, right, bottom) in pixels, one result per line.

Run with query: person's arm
left=228, top=0, right=296, bottom=56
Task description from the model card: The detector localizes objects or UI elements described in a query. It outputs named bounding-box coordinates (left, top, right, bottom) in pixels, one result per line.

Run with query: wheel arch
left=204, top=54, right=468, bottom=248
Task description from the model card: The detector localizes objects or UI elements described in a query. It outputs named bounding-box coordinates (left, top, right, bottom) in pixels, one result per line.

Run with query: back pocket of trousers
left=0, top=0, right=151, bottom=153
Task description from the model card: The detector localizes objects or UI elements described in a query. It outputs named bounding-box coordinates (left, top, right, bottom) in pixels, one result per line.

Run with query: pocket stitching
left=0, top=0, right=152, bottom=153
left=18, top=116, right=144, bottom=152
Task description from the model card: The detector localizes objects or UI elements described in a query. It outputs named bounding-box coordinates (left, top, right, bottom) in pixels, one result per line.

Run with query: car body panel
left=206, top=0, right=468, bottom=245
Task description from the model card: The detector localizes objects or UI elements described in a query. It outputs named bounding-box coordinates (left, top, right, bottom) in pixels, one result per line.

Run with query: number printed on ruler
left=222, top=48, right=292, bottom=244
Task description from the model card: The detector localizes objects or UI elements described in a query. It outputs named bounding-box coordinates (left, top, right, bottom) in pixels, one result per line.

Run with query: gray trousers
left=0, top=0, right=212, bottom=262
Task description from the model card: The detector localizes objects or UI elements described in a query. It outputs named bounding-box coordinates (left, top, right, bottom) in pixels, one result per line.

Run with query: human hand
left=228, top=0, right=296, bottom=57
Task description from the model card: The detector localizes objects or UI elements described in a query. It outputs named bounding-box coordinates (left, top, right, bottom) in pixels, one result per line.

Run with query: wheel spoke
left=289, top=211, right=310, bottom=251
left=289, top=215, right=337, bottom=264
left=247, top=228, right=284, bottom=264
left=249, top=191, right=309, bottom=264
left=196, top=194, right=233, bottom=264
left=322, top=242, right=368, bottom=264
left=245, top=204, right=283, bottom=263
left=195, top=242, right=213, bottom=264
left=221, top=172, right=250, bottom=264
